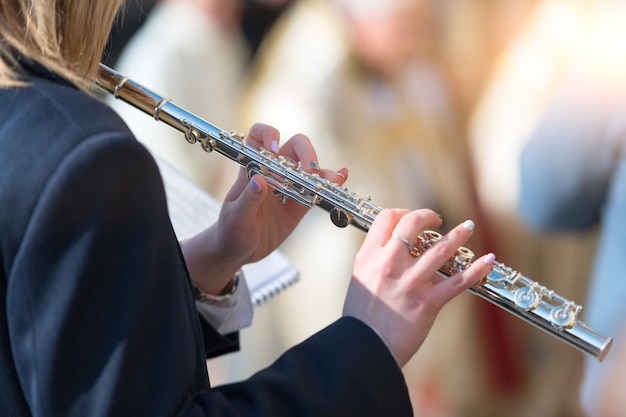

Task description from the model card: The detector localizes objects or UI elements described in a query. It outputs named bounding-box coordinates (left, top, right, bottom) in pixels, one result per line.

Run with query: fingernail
left=309, top=160, right=320, bottom=171
left=483, top=253, right=496, bottom=265
left=336, top=167, right=347, bottom=180
left=270, top=140, right=279, bottom=153
left=462, top=220, right=475, bottom=231
left=437, top=213, right=443, bottom=220
left=250, top=177, right=262, bottom=193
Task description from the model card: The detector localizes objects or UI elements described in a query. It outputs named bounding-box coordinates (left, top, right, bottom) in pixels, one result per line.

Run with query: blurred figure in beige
left=238, top=0, right=490, bottom=415
left=109, top=0, right=248, bottom=201
left=455, top=0, right=602, bottom=416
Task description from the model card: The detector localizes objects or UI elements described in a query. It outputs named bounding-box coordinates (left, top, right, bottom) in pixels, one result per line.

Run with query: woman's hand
left=182, top=123, right=347, bottom=295
left=343, top=208, right=495, bottom=367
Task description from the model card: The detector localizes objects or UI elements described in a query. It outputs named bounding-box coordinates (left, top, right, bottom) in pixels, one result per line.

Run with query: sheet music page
left=153, top=153, right=300, bottom=306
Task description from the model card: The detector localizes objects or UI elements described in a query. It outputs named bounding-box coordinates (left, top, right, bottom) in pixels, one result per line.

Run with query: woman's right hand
left=342, top=208, right=495, bottom=367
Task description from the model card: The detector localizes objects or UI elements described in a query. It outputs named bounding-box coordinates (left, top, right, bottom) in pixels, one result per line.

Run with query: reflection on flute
left=97, top=63, right=613, bottom=362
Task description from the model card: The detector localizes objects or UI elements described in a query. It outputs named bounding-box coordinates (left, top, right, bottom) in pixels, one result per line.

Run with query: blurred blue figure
left=519, top=2, right=626, bottom=415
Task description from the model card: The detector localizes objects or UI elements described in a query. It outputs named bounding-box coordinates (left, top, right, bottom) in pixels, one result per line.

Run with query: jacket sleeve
left=8, top=132, right=223, bottom=416
left=200, top=316, right=413, bottom=417
left=7, top=132, right=411, bottom=417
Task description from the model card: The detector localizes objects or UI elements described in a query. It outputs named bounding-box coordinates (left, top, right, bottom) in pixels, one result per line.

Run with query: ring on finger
left=392, top=234, right=415, bottom=252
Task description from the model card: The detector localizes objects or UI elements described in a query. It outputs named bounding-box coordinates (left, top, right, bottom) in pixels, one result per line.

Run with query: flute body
left=97, top=63, right=613, bottom=362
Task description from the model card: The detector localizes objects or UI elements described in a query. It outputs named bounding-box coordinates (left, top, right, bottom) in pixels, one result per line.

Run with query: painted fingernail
left=310, top=160, right=320, bottom=171
left=483, top=253, right=496, bottom=265
left=250, top=177, right=262, bottom=193
left=462, top=220, right=475, bottom=231
left=270, top=140, right=279, bottom=153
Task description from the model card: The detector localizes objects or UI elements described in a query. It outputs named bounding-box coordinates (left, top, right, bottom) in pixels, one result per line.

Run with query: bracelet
left=191, top=272, right=240, bottom=305
left=179, top=239, right=240, bottom=304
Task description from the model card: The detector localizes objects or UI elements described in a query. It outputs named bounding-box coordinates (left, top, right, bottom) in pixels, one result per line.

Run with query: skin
left=344, top=208, right=494, bottom=366
left=161, top=0, right=243, bottom=30
left=181, top=123, right=348, bottom=295
left=341, top=0, right=437, bottom=78
left=182, top=122, right=494, bottom=367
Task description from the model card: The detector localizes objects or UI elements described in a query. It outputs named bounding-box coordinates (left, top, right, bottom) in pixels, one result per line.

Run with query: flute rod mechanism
left=97, top=63, right=613, bottom=362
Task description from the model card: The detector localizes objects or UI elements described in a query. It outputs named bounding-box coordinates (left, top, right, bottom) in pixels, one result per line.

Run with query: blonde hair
left=0, top=0, right=124, bottom=91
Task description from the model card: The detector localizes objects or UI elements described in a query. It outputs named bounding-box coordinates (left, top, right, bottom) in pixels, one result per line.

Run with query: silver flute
left=97, top=63, right=613, bottom=362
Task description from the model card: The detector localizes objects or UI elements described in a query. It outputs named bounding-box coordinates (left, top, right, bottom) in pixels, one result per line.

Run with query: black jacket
left=0, top=62, right=411, bottom=416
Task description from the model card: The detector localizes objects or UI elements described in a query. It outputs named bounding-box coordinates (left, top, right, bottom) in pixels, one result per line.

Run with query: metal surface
left=97, top=63, right=613, bottom=362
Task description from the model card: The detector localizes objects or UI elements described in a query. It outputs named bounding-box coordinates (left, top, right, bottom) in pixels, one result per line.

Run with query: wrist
left=191, top=271, right=240, bottom=305
left=179, top=234, right=242, bottom=298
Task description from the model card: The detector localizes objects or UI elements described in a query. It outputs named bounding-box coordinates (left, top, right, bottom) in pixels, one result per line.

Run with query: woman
left=0, top=1, right=494, bottom=415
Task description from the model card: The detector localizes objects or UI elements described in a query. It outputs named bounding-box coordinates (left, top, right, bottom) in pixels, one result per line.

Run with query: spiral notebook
left=153, top=154, right=300, bottom=307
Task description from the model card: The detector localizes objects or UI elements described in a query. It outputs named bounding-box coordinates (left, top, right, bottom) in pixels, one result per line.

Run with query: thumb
left=233, top=174, right=268, bottom=214
left=219, top=174, right=268, bottom=244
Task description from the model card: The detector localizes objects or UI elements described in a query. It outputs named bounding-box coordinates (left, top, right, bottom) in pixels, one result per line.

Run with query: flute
left=96, top=63, right=613, bottom=362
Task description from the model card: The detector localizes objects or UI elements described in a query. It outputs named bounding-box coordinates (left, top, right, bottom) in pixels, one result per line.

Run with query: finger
left=387, top=209, right=443, bottom=252
left=248, top=128, right=348, bottom=186
left=222, top=167, right=253, bottom=203
left=278, top=133, right=320, bottom=173
left=408, top=219, right=476, bottom=282
left=364, top=209, right=407, bottom=250
left=223, top=173, right=269, bottom=217
left=334, top=167, right=349, bottom=186
left=318, top=167, right=349, bottom=186
left=246, top=123, right=281, bottom=152
left=429, top=252, right=496, bottom=306
left=386, top=209, right=443, bottom=261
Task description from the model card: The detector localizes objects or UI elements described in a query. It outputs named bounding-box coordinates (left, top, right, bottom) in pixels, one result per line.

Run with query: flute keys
left=423, top=230, right=443, bottom=243
left=229, top=130, right=244, bottom=141
left=455, top=247, right=474, bottom=267
left=200, top=137, right=217, bottom=152
left=330, top=208, right=352, bottom=228
left=411, top=230, right=441, bottom=255
left=550, top=302, right=580, bottom=330
left=184, top=125, right=199, bottom=144
left=97, top=63, right=615, bottom=362
left=245, top=162, right=265, bottom=179
left=514, top=284, right=541, bottom=311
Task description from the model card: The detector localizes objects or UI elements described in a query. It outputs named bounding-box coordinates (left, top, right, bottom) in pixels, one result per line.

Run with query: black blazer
left=0, top=63, right=412, bottom=416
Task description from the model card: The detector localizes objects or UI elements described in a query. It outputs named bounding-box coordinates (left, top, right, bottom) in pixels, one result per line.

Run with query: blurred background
left=104, top=1, right=626, bottom=416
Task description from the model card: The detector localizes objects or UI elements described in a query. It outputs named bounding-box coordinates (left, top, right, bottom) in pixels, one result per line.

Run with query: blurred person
left=241, top=0, right=295, bottom=59
left=0, top=0, right=499, bottom=415
left=466, top=1, right=602, bottom=415
left=109, top=0, right=249, bottom=201
left=436, top=0, right=543, bottom=126
left=104, top=0, right=157, bottom=66
left=238, top=0, right=491, bottom=415
left=518, top=2, right=626, bottom=416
